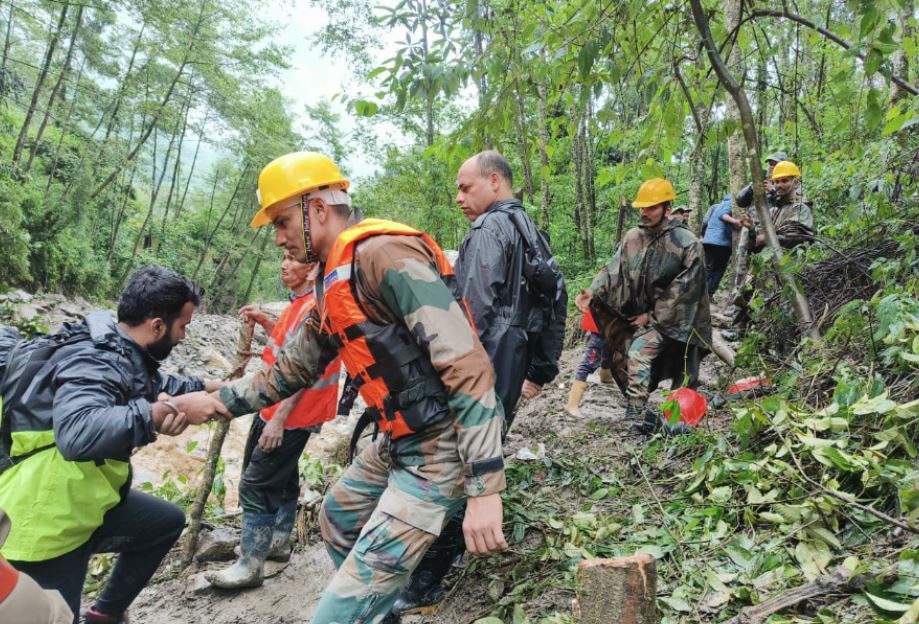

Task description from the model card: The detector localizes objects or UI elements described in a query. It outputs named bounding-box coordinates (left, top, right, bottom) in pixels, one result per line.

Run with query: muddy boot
left=565, top=380, right=588, bottom=417
left=598, top=368, right=614, bottom=384
left=205, top=513, right=273, bottom=589
left=268, top=502, right=296, bottom=562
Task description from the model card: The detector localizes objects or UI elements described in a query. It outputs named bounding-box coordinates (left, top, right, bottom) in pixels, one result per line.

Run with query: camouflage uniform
left=589, top=219, right=712, bottom=415
left=759, top=188, right=814, bottom=250
left=219, top=234, right=505, bottom=624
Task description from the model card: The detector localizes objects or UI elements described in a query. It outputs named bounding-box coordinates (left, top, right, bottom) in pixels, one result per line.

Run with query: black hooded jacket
left=455, top=199, right=566, bottom=421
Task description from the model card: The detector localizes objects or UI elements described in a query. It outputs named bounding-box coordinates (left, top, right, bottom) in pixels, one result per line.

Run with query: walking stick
left=180, top=321, right=255, bottom=569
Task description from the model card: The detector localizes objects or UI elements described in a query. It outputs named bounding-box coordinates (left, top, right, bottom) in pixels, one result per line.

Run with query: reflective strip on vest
left=322, top=219, right=462, bottom=439
left=260, top=291, right=341, bottom=429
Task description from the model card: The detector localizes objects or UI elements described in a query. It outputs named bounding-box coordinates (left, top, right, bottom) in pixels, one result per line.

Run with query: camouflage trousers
left=313, top=426, right=466, bottom=624
left=625, top=327, right=667, bottom=408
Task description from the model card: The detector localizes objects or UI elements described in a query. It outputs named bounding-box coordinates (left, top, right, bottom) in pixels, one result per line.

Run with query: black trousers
left=239, top=416, right=313, bottom=515
left=703, top=243, right=733, bottom=296
left=10, top=489, right=184, bottom=622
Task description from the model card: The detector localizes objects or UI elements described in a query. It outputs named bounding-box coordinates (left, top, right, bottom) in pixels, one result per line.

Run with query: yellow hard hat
left=770, top=160, right=801, bottom=180
left=632, top=178, right=676, bottom=208
left=251, top=152, right=350, bottom=228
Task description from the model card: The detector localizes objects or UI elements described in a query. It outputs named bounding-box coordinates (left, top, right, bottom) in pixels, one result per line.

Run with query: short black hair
left=118, top=265, right=201, bottom=327
left=476, top=150, right=513, bottom=186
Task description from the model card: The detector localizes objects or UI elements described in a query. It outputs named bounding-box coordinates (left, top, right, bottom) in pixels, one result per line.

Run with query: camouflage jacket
left=769, top=189, right=814, bottom=249
left=219, top=233, right=506, bottom=498
left=589, top=220, right=712, bottom=347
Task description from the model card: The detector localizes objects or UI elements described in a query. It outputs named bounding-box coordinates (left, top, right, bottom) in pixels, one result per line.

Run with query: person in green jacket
left=0, top=265, right=226, bottom=623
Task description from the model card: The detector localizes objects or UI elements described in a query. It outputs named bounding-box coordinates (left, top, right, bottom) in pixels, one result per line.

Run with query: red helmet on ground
left=664, top=387, right=708, bottom=427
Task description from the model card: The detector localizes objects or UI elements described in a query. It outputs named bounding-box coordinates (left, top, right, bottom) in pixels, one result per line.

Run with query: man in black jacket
left=454, top=150, right=566, bottom=420
left=0, top=265, right=226, bottom=623
left=387, top=151, right=566, bottom=619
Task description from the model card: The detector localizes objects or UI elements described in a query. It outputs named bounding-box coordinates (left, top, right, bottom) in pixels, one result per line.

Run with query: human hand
left=755, top=234, right=766, bottom=246
left=162, top=391, right=229, bottom=425
left=739, top=215, right=755, bottom=230
left=155, top=408, right=188, bottom=436
left=258, top=418, right=284, bottom=452
left=629, top=313, right=650, bottom=329
left=575, top=289, right=592, bottom=313
left=520, top=379, right=542, bottom=400
left=463, top=493, right=508, bottom=556
left=238, top=304, right=269, bottom=329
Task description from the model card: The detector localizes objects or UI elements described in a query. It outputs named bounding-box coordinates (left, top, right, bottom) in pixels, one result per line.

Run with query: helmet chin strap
left=300, top=196, right=320, bottom=264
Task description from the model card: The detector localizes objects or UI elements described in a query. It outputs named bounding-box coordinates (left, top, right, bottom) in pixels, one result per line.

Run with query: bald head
left=455, top=150, right=515, bottom=222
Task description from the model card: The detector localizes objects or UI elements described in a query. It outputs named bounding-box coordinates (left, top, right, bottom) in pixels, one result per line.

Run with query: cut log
left=576, top=553, right=659, bottom=624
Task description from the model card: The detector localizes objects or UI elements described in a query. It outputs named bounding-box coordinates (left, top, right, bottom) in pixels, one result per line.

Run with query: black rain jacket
left=455, top=199, right=566, bottom=420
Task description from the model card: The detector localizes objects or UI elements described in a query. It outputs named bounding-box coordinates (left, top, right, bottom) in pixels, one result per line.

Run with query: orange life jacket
left=320, top=219, right=471, bottom=440
left=261, top=290, right=341, bottom=429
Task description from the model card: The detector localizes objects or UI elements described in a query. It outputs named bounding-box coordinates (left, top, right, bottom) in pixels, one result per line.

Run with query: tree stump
left=576, top=554, right=659, bottom=624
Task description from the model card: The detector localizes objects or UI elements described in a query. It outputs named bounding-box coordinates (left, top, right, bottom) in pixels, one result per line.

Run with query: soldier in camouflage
left=204, top=152, right=508, bottom=623
left=741, top=160, right=815, bottom=250
left=575, top=178, right=712, bottom=435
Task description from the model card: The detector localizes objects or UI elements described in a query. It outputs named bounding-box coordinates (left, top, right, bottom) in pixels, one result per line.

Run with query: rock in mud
left=196, top=528, right=239, bottom=562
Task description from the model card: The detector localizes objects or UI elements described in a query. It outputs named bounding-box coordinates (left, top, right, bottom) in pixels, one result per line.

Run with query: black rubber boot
left=626, top=402, right=657, bottom=435
left=268, top=502, right=297, bottom=562
left=204, top=513, right=273, bottom=589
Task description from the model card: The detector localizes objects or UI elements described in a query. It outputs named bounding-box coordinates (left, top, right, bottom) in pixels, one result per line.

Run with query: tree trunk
left=118, top=121, right=180, bottom=288
left=180, top=322, right=255, bottom=569
left=12, top=3, right=69, bottom=166
left=615, top=196, right=628, bottom=244
left=91, top=3, right=208, bottom=199
left=242, top=231, right=271, bottom=305
left=891, top=0, right=914, bottom=103
left=690, top=0, right=819, bottom=341
left=45, top=57, right=85, bottom=191
left=514, top=84, right=534, bottom=203
left=1, top=4, right=12, bottom=71
left=576, top=554, right=659, bottom=624
left=159, top=90, right=193, bottom=238
left=536, top=80, right=551, bottom=230
left=174, top=109, right=209, bottom=223
left=723, top=0, right=747, bottom=222
left=24, top=4, right=83, bottom=175
left=192, top=166, right=250, bottom=281
left=91, top=22, right=147, bottom=180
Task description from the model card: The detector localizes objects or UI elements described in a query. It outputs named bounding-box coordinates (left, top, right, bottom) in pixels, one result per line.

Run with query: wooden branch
left=180, top=321, right=255, bottom=569
left=726, top=566, right=853, bottom=624
left=747, top=9, right=918, bottom=97
left=577, top=554, right=659, bottom=624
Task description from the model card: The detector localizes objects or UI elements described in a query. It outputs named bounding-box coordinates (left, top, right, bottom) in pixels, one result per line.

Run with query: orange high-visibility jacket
left=261, top=290, right=340, bottom=429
